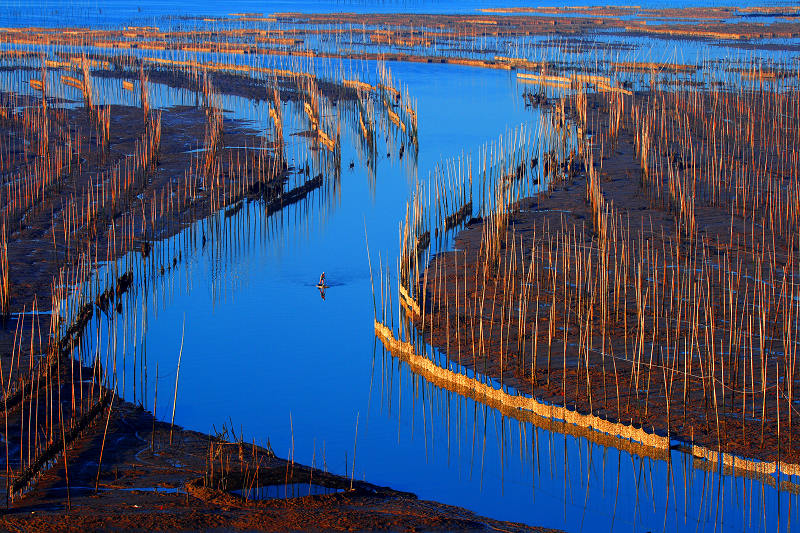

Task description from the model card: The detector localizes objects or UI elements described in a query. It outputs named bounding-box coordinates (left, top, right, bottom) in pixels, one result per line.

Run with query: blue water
left=2, top=3, right=799, bottom=531
left=1, top=0, right=799, bottom=28
left=233, top=483, right=343, bottom=500
left=54, top=57, right=795, bottom=531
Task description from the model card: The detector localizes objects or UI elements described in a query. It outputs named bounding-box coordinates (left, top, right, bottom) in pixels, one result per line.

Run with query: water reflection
left=5, top=18, right=796, bottom=531
left=375, top=342, right=797, bottom=531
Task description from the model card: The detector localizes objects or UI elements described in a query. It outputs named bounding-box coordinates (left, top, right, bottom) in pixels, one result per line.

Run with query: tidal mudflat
left=0, top=2, right=798, bottom=531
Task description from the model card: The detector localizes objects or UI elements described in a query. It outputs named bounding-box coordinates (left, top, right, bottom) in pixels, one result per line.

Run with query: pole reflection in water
left=30, top=37, right=798, bottom=532
left=374, top=340, right=797, bottom=532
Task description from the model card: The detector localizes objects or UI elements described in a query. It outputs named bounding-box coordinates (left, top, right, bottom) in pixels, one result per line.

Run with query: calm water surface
left=67, top=58, right=796, bottom=532
left=0, top=4, right=797, bottom=531
left=2, top=0, right=798, bottom=27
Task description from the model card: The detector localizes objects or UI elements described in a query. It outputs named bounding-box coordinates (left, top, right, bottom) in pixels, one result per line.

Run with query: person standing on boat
left=318, top=272, right=326, bottom=287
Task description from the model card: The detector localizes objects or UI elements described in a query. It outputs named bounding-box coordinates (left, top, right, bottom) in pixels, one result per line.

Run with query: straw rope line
left=375, top=320, right=800, bottom=479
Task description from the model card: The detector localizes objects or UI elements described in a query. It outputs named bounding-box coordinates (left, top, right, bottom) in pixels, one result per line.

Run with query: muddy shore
left=1, top=8, right=798, bottom=529
left=413, top=84, right=800, bottom=465
left=1, top=402, right=550, bottom=532
left=0, top=61, right=550, bottom=530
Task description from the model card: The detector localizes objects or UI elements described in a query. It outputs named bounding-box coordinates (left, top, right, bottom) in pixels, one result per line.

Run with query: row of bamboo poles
left=379, top=59, right=800, bottom=475
left=4, top=12, right=794, bottom=74
left=0, top=26, right=429, bottom=500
